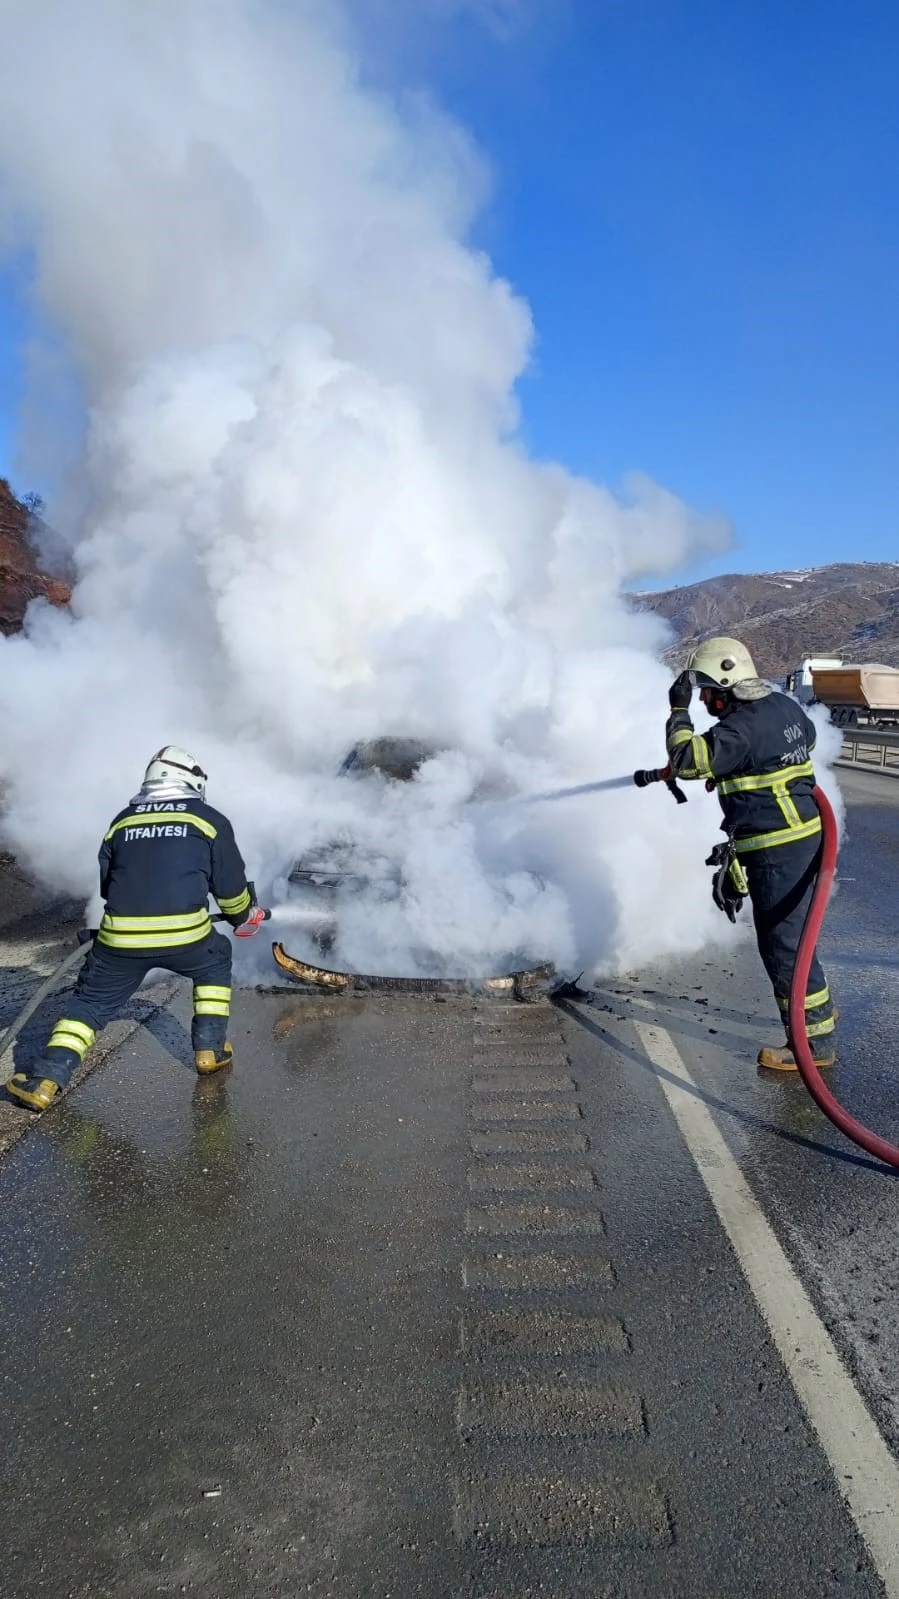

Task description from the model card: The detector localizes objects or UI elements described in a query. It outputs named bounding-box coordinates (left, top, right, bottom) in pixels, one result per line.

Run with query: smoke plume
left=0, top=0, right=795, bottom=981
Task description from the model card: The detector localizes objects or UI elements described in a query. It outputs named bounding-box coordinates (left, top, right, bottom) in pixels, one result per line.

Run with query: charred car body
left=271, top=738, right=557, bottom=997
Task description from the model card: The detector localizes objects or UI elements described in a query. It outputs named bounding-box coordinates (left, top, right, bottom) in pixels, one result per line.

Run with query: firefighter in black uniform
left=8, top=746, right=263, bottom=1112
left=665, top=637, right=836, bottom=1071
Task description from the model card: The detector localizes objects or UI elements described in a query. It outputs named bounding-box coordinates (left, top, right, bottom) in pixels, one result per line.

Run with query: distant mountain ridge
left=633, top=562, right=899, bottom=677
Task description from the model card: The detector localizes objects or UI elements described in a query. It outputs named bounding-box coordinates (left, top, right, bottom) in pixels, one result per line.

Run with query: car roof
left=338, top=738, right=440, bottom=781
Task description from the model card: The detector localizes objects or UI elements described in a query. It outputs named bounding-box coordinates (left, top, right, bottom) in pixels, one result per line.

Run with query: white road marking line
left=633, top=1019, right=899, bottom=1597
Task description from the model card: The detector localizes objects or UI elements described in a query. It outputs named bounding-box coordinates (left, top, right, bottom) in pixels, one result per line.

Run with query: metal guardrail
left=836, top=725, right=899, bottom=778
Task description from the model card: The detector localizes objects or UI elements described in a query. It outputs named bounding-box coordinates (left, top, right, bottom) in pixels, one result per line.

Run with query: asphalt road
left=0, top=766, right=897, bottom=1598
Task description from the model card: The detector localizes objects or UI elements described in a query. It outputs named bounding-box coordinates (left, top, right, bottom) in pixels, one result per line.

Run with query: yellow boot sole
left=194, top=1043, right=234, bottom=1076
left=6, top=1075, right=61, bottom=1111
left=757, top=1045, right=835, bottom=1072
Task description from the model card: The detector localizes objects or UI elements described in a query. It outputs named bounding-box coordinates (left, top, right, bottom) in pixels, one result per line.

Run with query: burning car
left=270, top=737, right=557, bottom=997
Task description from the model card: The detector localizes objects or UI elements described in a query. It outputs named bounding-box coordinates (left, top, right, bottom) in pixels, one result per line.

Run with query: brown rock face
left=0, top=479, right=71, bottom=634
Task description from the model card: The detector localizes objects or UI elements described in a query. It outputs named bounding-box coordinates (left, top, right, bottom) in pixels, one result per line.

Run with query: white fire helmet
left=143, top=746, right=208, bottom=797
left=686, top=637, right=770, bottom=702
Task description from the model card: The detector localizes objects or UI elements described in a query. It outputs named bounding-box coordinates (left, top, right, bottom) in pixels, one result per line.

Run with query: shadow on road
left=555, top=995, right=894, bottom=1178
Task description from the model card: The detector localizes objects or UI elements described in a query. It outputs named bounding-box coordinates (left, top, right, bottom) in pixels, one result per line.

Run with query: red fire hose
left=793, top=787, right=899, bottom=1168
left=633, top=765, right=899, bottom=1168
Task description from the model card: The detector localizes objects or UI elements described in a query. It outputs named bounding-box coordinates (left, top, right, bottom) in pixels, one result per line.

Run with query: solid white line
left=633, top=1019, right=899, bottom=1597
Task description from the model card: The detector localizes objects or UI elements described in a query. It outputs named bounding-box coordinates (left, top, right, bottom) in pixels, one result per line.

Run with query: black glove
left=668, top=669, right=693, bottom=711
left=705, top=842, right=747, bottom=923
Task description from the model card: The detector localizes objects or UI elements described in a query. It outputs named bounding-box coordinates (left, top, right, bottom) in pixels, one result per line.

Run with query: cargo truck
left=810, top=664, right=899, bottom=728
left=784, top=657, right=843, bottom=704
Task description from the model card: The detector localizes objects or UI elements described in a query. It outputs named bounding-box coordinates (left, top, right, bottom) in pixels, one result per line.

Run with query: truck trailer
left=784, top=657, right=843, bottom=704
left=810, top=663, right=899, bottom=728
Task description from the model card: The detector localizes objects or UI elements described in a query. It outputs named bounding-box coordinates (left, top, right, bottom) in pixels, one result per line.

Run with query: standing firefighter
left=8, top=747, right=264, bottom=1112
left=666, top=638, right=836, bottom=1070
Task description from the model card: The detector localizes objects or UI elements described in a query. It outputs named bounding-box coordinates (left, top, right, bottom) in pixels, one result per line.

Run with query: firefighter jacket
left=96, top=794, right=252, bottom=951
left=666, top=690, right=820, bottom=856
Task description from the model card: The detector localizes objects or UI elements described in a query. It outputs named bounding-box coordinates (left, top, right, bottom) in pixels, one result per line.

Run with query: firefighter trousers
left=40, top=930, right=233, bottom=1087
left=744, top=834, right=835, bottom=1048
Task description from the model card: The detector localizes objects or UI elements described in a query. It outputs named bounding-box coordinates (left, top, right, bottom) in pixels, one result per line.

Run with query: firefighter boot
left=194, top=1042, right=234, bottom=1076
left=6, top=1074, right=62, bottom=1112
left=757, top=1040, right=836, bottom=1072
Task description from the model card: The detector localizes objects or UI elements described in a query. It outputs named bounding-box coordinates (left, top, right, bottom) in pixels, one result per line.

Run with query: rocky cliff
left=0, top=479, right=71, bottom=633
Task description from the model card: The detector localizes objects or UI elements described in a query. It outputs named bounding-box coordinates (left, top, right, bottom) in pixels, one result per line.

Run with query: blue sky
left=0, top=265, right=25, bottom=479
left=2, top=0, right=898, bottom=585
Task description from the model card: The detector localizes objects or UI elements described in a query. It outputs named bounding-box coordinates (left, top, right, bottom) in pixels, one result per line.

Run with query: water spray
left=489, top=766, right=688, bottom=811
left=514, top=774, right=636, bottom=805
left=521, top=767, right=681, bottom=805
left=513, top=768, right=687, bottom=807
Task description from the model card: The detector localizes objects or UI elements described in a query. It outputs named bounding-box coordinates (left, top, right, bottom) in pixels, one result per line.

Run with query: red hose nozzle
left=634, top=765, right=687, bottom=804
left=634, top=767, right=665, bottom=788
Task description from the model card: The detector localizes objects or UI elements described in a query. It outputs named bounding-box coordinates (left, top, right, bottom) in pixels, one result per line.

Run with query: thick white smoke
left=0, top=0, right=741, bottom=980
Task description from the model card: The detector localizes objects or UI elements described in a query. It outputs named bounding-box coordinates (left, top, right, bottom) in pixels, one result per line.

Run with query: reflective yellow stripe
left=729, top=859, right=749, bottom=895
left=217, top=887, right=251, bottom=916
left=807, top=1016, right=835, bottom=1038
left=48, top=1020, right=96, bottom=1057
left=98, top=908, right=212, bottom=949
left=101, top=911, right=211, bottom=932
left=776, top=790, right=802, bottom=828
left=765, top=776, right=802, bottom=830
left=48, top=1034, right=91, bottom=1058
left=718, top=762, right=818, bottom=847
left=667, top=732, right=712, bottom=779
left=777, top=986, right=831, bottom=1014
left=104, top=811, right=217, bottom=841
left=691, top=737, right=712, bottom=778
left=194, top=984, right=231, bottom=1017
left=97, top=922, right=211, bottom=950
left=805, top=987, right=830, bottom=1010
left=48, top=1027, right=95, bottom=1053
left=717, top=761, right=814, bottom=795
left=52, top=1018, right=95, bottom=1046
left=734, top=816, right=822, bottom=854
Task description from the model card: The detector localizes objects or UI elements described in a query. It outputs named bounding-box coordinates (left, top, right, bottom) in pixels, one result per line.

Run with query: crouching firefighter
left=665, top=638, right=837, bottom=1072
left=8, top=747, right=266, bottom=1113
